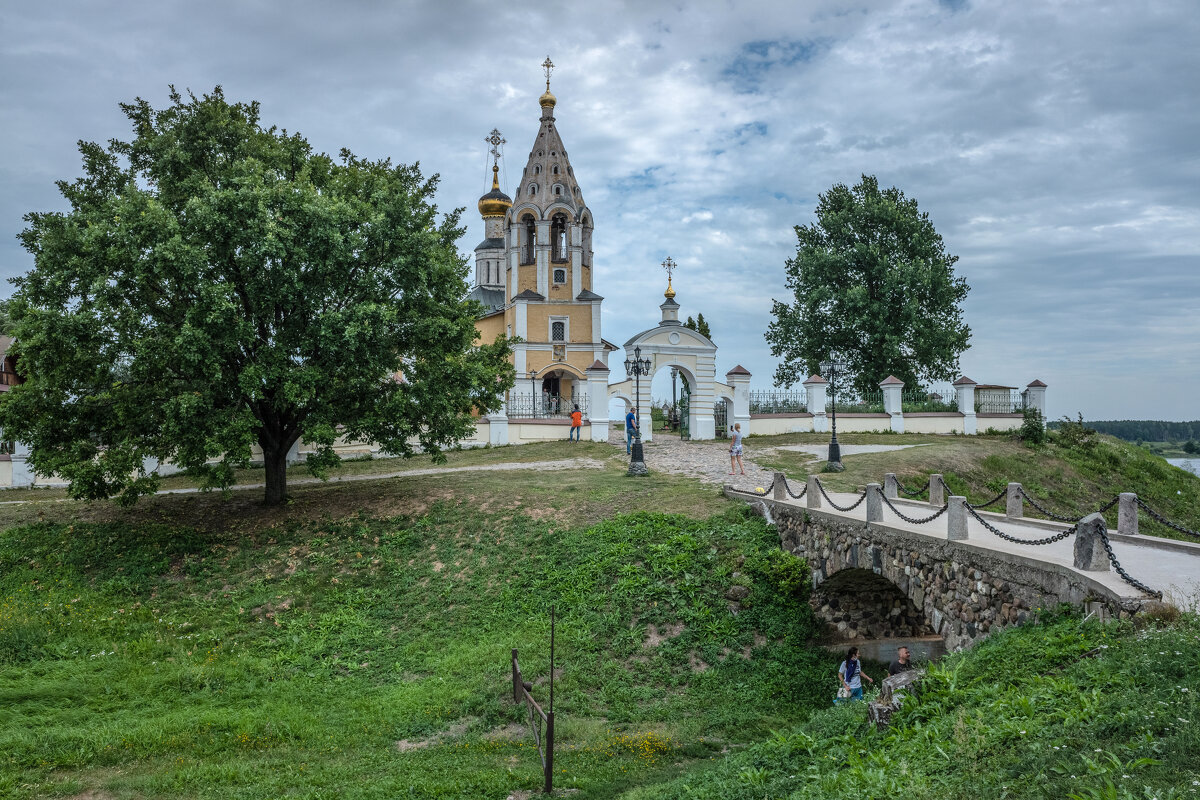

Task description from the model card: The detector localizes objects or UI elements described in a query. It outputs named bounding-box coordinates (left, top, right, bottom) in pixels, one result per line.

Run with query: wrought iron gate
left=714, top=398, right=729, bottom=438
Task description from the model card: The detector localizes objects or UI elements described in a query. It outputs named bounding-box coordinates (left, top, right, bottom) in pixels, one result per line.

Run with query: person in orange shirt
left=569, top=404, right=582, bottom=441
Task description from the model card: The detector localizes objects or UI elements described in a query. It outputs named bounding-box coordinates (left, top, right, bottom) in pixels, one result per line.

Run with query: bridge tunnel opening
left=812, top=568, right=934, bottom=642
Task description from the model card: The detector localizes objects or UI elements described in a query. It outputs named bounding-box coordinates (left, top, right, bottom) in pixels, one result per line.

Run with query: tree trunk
left=263, top=443, right=290, bottom=506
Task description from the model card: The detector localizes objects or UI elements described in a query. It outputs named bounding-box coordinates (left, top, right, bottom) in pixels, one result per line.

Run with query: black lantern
left=819, top=353, right=848, bottom=468
left=624, top=345, right=653, bottom=475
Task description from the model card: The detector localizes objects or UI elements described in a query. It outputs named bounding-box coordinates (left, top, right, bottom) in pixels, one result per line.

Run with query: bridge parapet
left=731, top=482, right=1164, bottom=651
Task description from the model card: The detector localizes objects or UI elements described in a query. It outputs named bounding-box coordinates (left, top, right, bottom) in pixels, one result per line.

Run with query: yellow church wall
left=518, top=266, right=538, bottom=294
left=548, top=280, right=573, bottom=301
left=525, top=304, right=592, bottom=343
left=582, top=265, right=591, bottom=291
left=474, top=312, right=505, bottom=345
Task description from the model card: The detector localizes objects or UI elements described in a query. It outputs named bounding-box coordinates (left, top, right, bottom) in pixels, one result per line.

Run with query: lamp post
left=624, top=345, right=652, bottom=476
left=528, top=370, right=538, bottom=418
left=819, top=353, right=848, bottom=470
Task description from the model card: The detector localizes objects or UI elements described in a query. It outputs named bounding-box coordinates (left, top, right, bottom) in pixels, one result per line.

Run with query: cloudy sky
left=2, top=0, right=1198, bottom=420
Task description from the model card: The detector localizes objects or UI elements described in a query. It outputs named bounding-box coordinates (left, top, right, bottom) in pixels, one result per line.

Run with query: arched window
left=551, top=213, right=567, bottom=263
left=522, top=214, right=536, bottom=265
left=534, top=165, right=541, bottom=175
left=554, top=186, right=561, bottom=195
left=528, top=184, right=538, bottom=197
left=552, top=165, right=559, bottom=175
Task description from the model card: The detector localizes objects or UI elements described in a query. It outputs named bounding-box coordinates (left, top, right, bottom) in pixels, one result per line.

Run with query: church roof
left=474, top=237, right=505, bottom=251
left=466, top=285, right=505, bottom=315
left=513, top=289, right=545, bottom=301
left=576, top=289, right=603, bottom=301
left=514, top=82, right=586, bottom=217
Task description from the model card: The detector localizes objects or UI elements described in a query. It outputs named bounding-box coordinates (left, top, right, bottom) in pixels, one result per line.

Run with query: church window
left=554, top=186, right=561, bottom=195
left=551, top=213, right=567, bottom=263
left=550, top=317, right=568, bottom=343
left=522, top=214, right=536, bottom=265
left=537, top=150, right=543, bottom=156
left=534, top=165, right=541, bottom=175
left=528, top=184, right=538, bottom=196
left=552, top=165, right=559, bottom=175
left=553, top=268, right=566, bottom=285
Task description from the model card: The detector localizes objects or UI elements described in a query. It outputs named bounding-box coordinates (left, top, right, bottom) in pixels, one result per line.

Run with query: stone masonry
left=759, top=497, right=1139, bottom=651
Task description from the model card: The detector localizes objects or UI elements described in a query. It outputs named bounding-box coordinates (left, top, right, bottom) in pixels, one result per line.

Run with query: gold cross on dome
left=486, top=128, right=505, bottom=166
left=542, top=56, right=554, bottom=90
left=661, top=256, right=676, bottom=282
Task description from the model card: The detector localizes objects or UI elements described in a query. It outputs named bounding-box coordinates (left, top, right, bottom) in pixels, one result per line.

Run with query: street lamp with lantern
left=528, top=369, right=539, bottom=418
left=624, top=345, right=652, bottom=475
left=819, top=353, right=848, bottom=470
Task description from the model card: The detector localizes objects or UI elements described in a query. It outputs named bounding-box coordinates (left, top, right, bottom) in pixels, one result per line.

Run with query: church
left=466, top=59, right=618, bottom=423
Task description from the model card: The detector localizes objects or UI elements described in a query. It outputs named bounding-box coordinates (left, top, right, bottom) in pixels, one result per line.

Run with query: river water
left=1167, top=458, right=1200, bottom=477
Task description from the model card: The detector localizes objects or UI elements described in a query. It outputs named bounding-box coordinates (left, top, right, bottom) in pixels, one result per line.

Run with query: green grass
left=0, top=463, right=839, bottom=799
left=621, top=608, right=1200, bottom=799
left=750, top=432, right=1200, bottom=542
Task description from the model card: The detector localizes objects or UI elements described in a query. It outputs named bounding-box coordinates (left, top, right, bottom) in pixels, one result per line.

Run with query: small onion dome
left=664, top=276, right=676, bottom=300
left=477, top=165, right=512, bottom=218
left=539, top=89, right=557, bottom=109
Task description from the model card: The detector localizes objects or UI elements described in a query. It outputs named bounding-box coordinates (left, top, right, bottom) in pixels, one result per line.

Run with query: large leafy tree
left=0, top=87, right=513, bottom=505
left=765, top=175, right=970, bottom=394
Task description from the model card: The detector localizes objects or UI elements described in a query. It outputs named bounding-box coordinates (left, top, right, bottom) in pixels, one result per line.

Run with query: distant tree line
left=1054, top=419, right=1200, bottom=443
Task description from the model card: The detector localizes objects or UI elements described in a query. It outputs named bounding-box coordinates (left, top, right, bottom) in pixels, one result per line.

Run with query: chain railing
left=896, top=479, right=928, bottom=498
left=740, top=470, right=1166, bottom=598
left=1136, top=499, right=1200, bottom=541
left=814, top=477, right=868, bottom=512
left=881, top=492, right=949, bottom=524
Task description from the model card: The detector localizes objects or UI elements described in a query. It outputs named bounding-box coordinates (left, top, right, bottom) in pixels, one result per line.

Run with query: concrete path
left=761, top=486, right=1200, bottom=608
left=775, top=443, right=932, bottom=458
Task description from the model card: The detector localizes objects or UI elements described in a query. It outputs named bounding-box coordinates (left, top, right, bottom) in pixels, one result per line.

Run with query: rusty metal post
left=544, top=712, right=555, bottom=793
left=512, top=648, right=520, bottom=703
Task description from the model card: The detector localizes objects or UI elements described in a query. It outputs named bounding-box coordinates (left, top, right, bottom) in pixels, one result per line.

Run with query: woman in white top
left=728, top=422, right=745, bottom=475
left=838, top=645, right=874, bottom=702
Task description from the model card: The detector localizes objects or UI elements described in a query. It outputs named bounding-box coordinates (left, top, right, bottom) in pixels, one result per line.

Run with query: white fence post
left=954, top=376, right=977, bottom=434
left=804, top=374, right=827, bottom=433
left=879, top=375, right=904, bottom=433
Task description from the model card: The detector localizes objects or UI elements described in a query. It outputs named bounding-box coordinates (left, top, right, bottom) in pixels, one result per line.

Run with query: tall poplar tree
left=0, top=87, right=514, bottom=505
left=765, top=175, right=970, bottom=394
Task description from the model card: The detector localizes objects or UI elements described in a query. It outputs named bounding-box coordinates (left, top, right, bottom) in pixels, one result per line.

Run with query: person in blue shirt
left=625, top=408, right=638, bottom=454
left=837, top=646, right=874, bottom=702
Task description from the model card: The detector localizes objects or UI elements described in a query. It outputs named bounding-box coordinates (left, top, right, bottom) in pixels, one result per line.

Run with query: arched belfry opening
left=551, top=213, right=567, bottom=262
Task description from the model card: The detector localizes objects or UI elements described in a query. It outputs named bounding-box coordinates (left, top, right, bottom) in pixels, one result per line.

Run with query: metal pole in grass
left=545, top=606, right=555, bottom=794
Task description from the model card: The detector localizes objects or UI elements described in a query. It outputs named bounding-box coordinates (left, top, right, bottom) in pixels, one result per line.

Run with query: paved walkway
left=609, top=428, right=778, bottom=492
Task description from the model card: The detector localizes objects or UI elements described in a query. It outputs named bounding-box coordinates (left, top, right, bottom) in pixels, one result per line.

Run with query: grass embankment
left=623, top=609, right=1200, bottom=799
left=752, top=432, right=1200, bottom=542
left=0, top=459, right=838, bottom=799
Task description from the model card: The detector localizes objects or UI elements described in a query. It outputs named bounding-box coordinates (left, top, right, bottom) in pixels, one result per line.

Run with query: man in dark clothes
left=888, top=646, right=912, bottom=676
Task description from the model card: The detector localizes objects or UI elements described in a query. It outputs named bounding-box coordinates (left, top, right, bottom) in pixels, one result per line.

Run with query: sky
left=2, top=0, right=1198, bottom=421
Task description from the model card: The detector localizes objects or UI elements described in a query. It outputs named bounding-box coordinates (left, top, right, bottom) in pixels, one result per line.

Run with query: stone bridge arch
left=811, top=567, right=933, bottom=642
left=738, top=492, right=1125, bottom=651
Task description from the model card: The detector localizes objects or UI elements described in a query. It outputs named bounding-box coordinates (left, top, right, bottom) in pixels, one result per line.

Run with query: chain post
left=806, top=475, right=822, bottom=510
left=1118, top=493, right=1138, bottom=536
left=883, top=473, right=899, bottom=499
left=866, top=483, right=883, bottom=522
left=929, top=474, right=944, bottom=507
left=1006, top=483, right=1023, bottom=518
left=947, top=496, right=969, bottom=540
left=773, top=472, right=787, bottom=501
left=1073, top=513, right=1110, bottom=571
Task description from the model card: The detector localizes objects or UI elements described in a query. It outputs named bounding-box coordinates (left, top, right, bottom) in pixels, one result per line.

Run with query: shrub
left=1016, top=406, right=1046, bottom=445
left=1055, top=413, right=1096, bottom=450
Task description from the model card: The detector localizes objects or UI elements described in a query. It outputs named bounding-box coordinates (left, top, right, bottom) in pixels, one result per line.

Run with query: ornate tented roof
left=513, top=81, right=586, bottom=219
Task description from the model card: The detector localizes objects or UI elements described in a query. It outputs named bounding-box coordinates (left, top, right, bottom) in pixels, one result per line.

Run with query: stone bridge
left=727, top=475, right=1200, bottom=651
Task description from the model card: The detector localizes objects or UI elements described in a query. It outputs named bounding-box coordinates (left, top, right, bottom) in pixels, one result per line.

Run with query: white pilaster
left=586, top=362, right=611, bottom=442
left=879, top=375, right=904, bottom=433
left=804, top=375, right=828, bottom=433
left=955, top=376, right=978, bottom=435
left=725, top=367, right=752, bottom=436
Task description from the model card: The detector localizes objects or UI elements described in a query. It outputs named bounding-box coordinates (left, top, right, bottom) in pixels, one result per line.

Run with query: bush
left=1054, top=413, right=1097, bottom=450
left=1016, top=406, right=1046, bottom=445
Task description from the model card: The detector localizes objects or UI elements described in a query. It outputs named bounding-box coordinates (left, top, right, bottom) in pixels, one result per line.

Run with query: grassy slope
left=752, top=432, right=1200, bottom=542
left=622, top=610, right=1200, bottom=800
left=0, top=458, right=837, bottom=800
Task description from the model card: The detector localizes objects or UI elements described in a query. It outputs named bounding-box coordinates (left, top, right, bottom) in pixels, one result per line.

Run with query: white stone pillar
left=804, top=375, right=828, bottom=433
left=883, top=473, right=899, bottom=499
left=806, top=475, right=822, bottom=510
left=954, top=376, right=978, bottom=435
left=1024, top=380, right=1047, bottom=419
left=725, top=366, right=752, bottom=436
left=1074, top=513, right=1111, bottom=571
left=586, top=361, right=611, bottom=443
left=10, top=439, right=34, bottom=488
left=929, top=474, right=944, bottom=507
left=485, top=391, right=510, bottom=446
left=879, top=375, right=904, bottom=433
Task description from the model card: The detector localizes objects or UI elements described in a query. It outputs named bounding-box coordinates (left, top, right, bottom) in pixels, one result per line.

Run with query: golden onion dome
left=664, top=276, right=676, bottom=300
left=477, top=165, right=512, bottom=217
left=539, top=89, right=557, bottom=109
